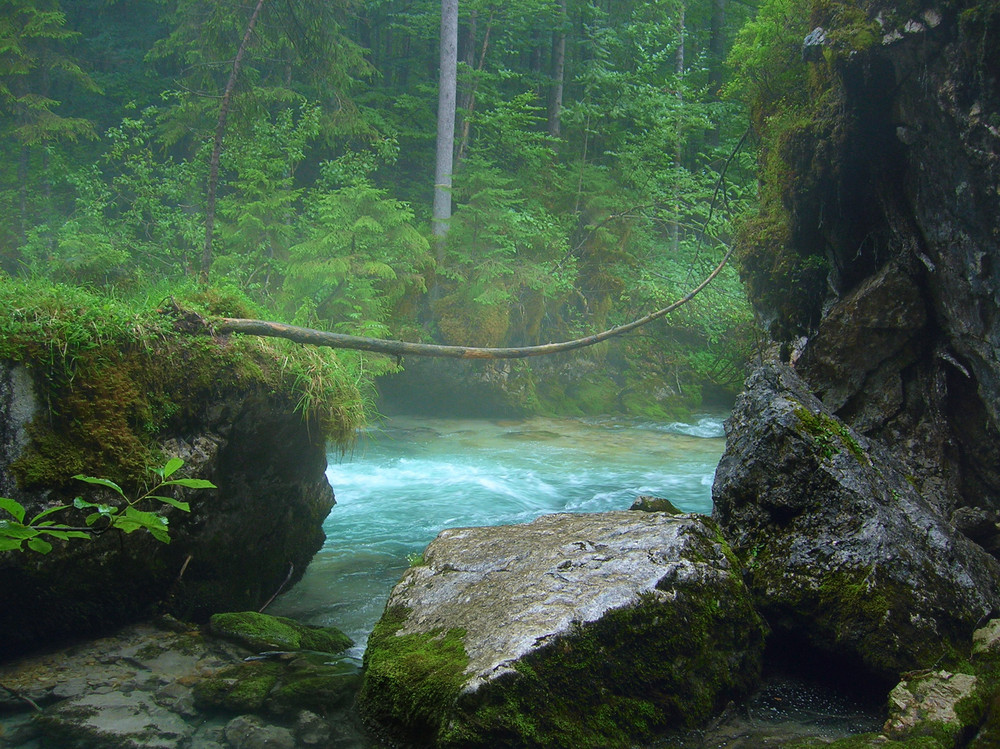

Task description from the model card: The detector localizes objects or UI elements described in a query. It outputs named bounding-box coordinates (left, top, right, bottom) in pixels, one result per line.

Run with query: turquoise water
left=270, top=413, right=727, bottom=655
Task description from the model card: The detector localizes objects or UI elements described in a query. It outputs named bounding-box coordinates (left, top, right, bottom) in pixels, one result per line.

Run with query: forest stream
left=269, top=414, right=726, bottom=655
left=0, top=413, right=886, bottom=749
left=265, top=414, right=883, bottom=747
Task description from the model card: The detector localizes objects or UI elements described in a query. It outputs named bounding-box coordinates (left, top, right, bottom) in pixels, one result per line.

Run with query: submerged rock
left=713, top=362, right=1000, bottom=681
left=0, top=617, right=364, bottom=749
left=357, top=511, right=766, bottom=749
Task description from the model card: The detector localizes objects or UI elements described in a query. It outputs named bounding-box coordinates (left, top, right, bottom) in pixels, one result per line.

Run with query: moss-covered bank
left=0, top=279, right=367, bottom=660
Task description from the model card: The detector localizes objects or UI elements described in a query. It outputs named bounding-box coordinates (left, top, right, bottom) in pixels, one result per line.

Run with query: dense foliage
left=1, top=0, right=763, bottom=420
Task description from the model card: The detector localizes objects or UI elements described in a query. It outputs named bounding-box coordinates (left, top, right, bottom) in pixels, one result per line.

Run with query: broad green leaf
left=27, top=537, right=53, bottom=554
left=147, top=495, right=190, bottom=512
left=0, top=537, right=25, bottom=551
left=161, top=458, right=184, bottom=479
left=73, top=475, right=126, bottom=498
left=40, top=529, right=90, bottom=541
left=162, top=478, right=216, bottom=490
left=0, top=523, right=38, bottom=539
left=29, top=504, right=72, bottom=525
left=0, top=497, right=26, bottom=523
left=118, top=507, right=168, bottom=531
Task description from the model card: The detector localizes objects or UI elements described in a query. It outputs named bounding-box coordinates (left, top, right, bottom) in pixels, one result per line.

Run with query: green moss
left=0, top=278, right=367, bottom=492
left=357, top=605, right=471, bottom=745
left=192, top=661, right=282, bottom=712
left=266, top=653, right=362, bottom=713
left=209, top=611, right=353, bottom=654
left=793, top=405, right=868, bottom=463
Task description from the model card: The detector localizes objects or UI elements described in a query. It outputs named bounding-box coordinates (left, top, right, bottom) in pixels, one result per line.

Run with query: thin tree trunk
left=455, top=14, right=493, bottom=167
left=706, top=0, right=726, bottom=148
left=432, top=0, right=458, bottom=242
left=670, top=4, right=685, bottom=253
left=547, top=0, right=567, bottom=139
left=200, top=0, right=267, bottom=285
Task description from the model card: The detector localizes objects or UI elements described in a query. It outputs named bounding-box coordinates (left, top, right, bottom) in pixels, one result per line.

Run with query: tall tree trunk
left=200, top=0, right=267, bottom=285
left=706, top=0, right=726, bottom=149
left=670, top=4, right=685, bottom=253
left=432, top=0, right=459, bottom=242
left=547, top=0, right=567, bottom=139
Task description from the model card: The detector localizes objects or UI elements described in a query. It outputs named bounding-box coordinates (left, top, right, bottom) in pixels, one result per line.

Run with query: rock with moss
left=629, top=495, right=683, bottom=514
left=357, top=511, right=766, bottom=749
left=0, top=284, right=356, bottom=660
left=883, top=670, right=982, bottom=748
left=713, top=362, right=1000, bottom=683
left=209, top=611, right=352, bottom=654
left=197, top=614, right=358, bottom=716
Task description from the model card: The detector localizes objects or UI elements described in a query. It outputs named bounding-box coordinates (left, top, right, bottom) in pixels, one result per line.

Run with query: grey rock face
left=0, top=363, right=37, bottom=500
left=736, top=0, right=1000, bottom=532
left=713, top=362, right=1000, bottom=680
left=358, top=511, right=766, bottom=749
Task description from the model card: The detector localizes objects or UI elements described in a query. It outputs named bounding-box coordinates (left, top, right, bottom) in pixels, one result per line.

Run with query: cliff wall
left=738, top=0, right=1000, bottom=533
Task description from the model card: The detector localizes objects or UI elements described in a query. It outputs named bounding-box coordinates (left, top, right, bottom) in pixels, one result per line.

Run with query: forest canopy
left=1, top=0, right=765, bottom=421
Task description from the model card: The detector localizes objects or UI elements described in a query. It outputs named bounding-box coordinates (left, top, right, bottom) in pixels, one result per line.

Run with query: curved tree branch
left=213, top=241, right=735, bottom=360
left=211, top=127, right=750, bottom=360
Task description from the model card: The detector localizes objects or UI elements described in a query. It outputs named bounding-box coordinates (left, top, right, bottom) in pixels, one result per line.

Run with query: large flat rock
left=358, top=511, right=766, bottom=749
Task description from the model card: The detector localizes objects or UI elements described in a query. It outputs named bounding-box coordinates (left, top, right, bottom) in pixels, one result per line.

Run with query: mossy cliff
left=732, top=0, right=1000, bottom=524
left=0, top=280, right=365, bottom=660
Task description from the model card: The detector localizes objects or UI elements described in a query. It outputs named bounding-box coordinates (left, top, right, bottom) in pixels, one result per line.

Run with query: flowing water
left=270, top=413, right=727, bottom=655
left=0, top=413, right=883, bottom=749
left=269, top=413, right=884, bottom=747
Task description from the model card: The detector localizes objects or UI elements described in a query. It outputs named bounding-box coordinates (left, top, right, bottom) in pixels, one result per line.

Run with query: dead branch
left=212, top=240, right=735, bottom=360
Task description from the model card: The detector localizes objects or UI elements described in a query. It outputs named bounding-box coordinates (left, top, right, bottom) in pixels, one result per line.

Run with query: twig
left=176, top=554, right=193, bottom=582
left=258, top=562, right=294, bottom=613
left=1, top=682, right=42, bottom=712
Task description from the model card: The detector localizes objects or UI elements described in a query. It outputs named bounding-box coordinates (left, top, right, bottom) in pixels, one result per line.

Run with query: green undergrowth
left=0, top=277, right=368, bottom=491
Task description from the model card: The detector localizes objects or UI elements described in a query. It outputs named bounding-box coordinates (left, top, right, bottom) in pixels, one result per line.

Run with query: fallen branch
left=213, top=241, right=735, bottom=360
left=1, top=682, right=42, bottom=712
left=258, top=562, right=295, bottom=613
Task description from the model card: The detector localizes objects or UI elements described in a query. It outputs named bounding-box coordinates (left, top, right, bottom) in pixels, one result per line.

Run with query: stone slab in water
left=358, top=510, right=766, bottom=749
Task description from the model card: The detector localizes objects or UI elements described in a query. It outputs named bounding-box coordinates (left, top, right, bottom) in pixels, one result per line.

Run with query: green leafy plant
left=0, top=458, right=215, bottom=554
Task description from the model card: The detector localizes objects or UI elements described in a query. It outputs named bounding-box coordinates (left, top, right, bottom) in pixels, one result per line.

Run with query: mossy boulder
left=0, top=282, right=352, bottom=660
left=713, top=362, right=1000, bottom=682
left=629, top=495, right=683, bottom=514
left=197, top=612, right=357, bottom=716
left=193, top=661, right=283, bottom=713
left=208, top=611, right=352, bottom=654
left=193, top=652, right=361, bottom=716
left=357, top=511, right=766, bottom=748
